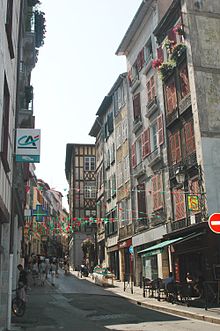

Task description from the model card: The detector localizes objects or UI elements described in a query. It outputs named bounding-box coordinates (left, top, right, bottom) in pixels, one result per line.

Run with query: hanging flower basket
left=152, top=58, right=162, bottom=69
left=171, top=43, right=187, bottom=62
left=158, top=60, right=176, bottom=81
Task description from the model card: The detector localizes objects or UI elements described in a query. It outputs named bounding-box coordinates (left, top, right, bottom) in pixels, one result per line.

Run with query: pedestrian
left=39, top=258, right=46, bottom=286
left=17, top=264, right=28, bottom=302
left=32, top=261, right=39, bottom=286
left=45, top=257, right=50, bottom=279
left=50, top=261, right=56, bottom=286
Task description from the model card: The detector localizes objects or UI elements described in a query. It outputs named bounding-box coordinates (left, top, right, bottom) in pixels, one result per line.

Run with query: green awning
left=138, top=237, right=183, bottom=256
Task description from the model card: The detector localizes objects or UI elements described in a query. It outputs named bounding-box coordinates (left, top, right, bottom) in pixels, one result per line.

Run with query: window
left=1, top=76, right=10, bottom=173
left=165, top=77, right=177, bottom=114
left=124, top=155, right=130, bottom=182
left=142, top=128, right=151, bottom=159
left=84, top=156, right=95, bottom=171
left=137, top=183, right=147, bottom=219
left=137, top=48, right=145, bottom=71
left=85, top=182, right=96, bottom=199
left=184, top=120, right=195, bottom=155
left=152, top=174, right=163, bottom=211
left=136, top=138, right=142, bottom=165
left=179, top=63, right=190, bottom=98
left=116, top=124, right=122, bottom=149
left=169, top=131, right=182, bottom=165
left=146, top=76, right=156, bottom=103
left=133, top=93, right=141, bottom=121
left=150, top=114, right=164, bottom=152
left=5, top=0, right=14, bottom=58
left=131, top=143, right=137, bottom=168
left=174, top=189, right=186, bottom=221
left=122, top=119, right=128, bottom=142
left=111, top=174, right=116, bottom=197
left=118, top=84, right=125, bottom=109
left=144, top=38, right=153, bottom=63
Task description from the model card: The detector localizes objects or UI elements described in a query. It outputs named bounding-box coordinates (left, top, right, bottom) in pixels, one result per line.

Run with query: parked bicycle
left=12, top=288, right=26, bottom=317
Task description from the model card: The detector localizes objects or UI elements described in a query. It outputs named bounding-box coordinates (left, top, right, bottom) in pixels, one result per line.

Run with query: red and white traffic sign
left=208, top=213, right=220, bottom=234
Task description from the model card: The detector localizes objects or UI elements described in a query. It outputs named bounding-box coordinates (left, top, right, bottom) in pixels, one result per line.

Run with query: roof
left=89, top=117, right=103, bottom=137
left=116, top=0, right=154, bottom=55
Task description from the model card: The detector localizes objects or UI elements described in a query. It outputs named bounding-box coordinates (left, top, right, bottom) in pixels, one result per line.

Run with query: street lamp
left=175, top=166, right=186, bottom=187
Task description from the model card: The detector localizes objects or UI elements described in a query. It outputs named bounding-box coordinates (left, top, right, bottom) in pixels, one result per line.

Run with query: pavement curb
left=71, top=271, right=220, bottom=325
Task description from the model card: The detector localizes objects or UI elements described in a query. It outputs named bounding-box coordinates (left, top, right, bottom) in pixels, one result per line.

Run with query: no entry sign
left=208, top=213, right=220, bottom=234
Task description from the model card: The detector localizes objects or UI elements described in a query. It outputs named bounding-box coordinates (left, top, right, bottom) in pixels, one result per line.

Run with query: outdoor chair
left=142, top=278, right=152, bottom=298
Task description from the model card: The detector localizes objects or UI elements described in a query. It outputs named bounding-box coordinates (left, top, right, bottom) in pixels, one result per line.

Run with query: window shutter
left=140, top=48, right=145, bottom=68
left=169, top=134, right=176, bottom=164
left=175, top=131, right=182, bottom=162
left=108, top=112, right=113, bottom=133
left=165, top=78, right=177, bottom=114
left=131, top=143, right=137, bottom=168
left=175, top=190, right=186, bottom=220
left=157, top=174, right=163, bottom=208
left=179, top=63, right=190, bottom=98
left=142, top=128, right=151, bottom=159
left=133, top=93, right=141, bottom=120
left=157, top=46, right=164, bottom=62
left=146, top=75, right=155, bottom=103
left=152, top=176, right=158, bottom=210
left=157, top=114, right=164, bottom=146
left=184, top=121, right=195, bottom=155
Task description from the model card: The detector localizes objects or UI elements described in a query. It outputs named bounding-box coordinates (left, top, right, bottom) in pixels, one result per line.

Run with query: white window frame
left=84, top=156, right=95, bottom=171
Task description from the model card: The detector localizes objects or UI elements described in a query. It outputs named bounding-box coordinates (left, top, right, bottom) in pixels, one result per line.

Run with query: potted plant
left=159, top=60, right=176, bottom=80
left=171, top=43, right=187, bottom=61
left=152, top=58, right=162, bottom=69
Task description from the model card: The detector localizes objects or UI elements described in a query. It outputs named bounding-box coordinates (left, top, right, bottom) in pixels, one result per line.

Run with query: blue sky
left=32, top=0, right=142, bottom=208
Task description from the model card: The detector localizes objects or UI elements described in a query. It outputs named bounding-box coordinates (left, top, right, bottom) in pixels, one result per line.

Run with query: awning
left=138, top=231, right=204, bottom=257
left=138, top=237, right=183, bottom=257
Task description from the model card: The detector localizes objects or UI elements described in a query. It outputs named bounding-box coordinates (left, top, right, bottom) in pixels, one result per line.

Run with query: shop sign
left=15, top=129, right=41, bottom=163
left=187, top=194, right=199, bottom=211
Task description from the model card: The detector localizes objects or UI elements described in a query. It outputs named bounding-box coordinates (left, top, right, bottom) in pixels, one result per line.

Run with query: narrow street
left=12, top=270, right=220, bottom=331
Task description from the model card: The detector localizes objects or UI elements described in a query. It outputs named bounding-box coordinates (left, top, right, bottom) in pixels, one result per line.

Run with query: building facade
left=65, top=144, right=97, bottom=270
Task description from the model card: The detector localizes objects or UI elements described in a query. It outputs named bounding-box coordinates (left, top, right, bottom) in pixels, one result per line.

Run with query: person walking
left=17, top=264, right=28, bottom=302
left=50, top=261, right=56, bottom=286
left=39, top=258, right=46, bottom=286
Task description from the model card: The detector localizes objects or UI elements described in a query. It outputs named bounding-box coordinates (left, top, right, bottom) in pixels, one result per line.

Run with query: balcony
left=133, top=162, right=146, bottom=178
left=17, top=101, right=34, bottom=128
left=134, top=218, right=149, bottom=234
left=166, top=108, right=178, bottom=127
left=119, top=224, right=132, bottom=240
left=179, top=94, right=191, bottom=115
left=23, top=31, right=36, bottom=68
left=145, top=96, right=159, bottom=118
left=132, top=116, right=143, bottom=134
left=148, top=147, right=163, bottom=167
left=150, top=209, right=166, bottom=228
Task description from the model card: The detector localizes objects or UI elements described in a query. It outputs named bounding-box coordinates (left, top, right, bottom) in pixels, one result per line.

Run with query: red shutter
left=157, top=46, right=164, bottom=62
left=152, top=174, right=163, bottom=211
left=175, top=131, right=182, bottom=162
left=184, top=121, right=195, bottom=155
left=179, top=63, right=190, bottom=98
left=133, top=93, right=141, bottom=119
left=131, top=143, right=137, bottom=168
left=168, top=29, right=177, bottom=44
left=175, top=190, right=186, bottom=220
left=137, top=52, right=142, bottom=71
left=169, top=134, right=176, bottom=164
left=157, top=114, right=164, bottom=146
left=165, top=78, right=177, bottom=113
left=140, top=48, right=145, bottom=68
left=146, top=76, right=155, bottom=103
left=142, top=128, right=151, bottom=158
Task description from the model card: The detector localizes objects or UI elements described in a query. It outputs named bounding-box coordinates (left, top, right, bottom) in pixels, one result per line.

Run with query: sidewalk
left=71, top=270, right=220, bottom=325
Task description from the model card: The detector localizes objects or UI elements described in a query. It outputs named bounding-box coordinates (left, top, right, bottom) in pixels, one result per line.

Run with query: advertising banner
left=16, top=129, right=41, bottom=163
